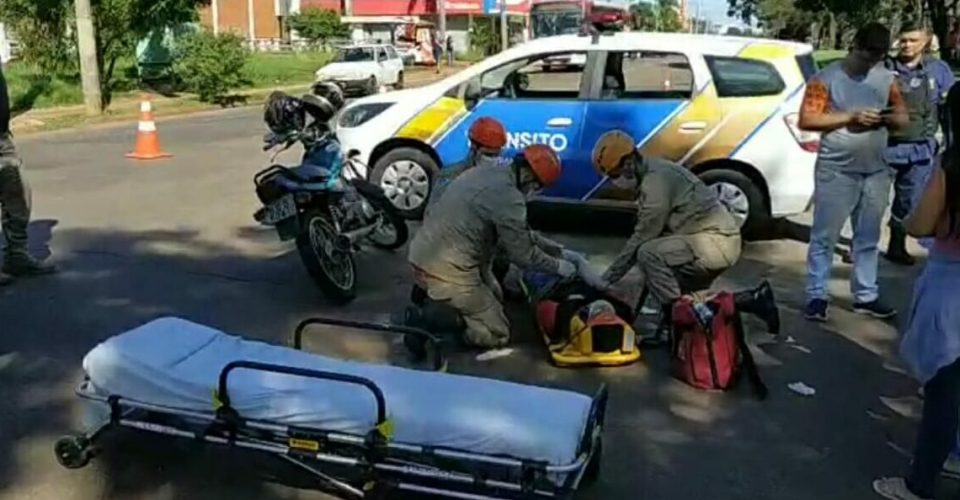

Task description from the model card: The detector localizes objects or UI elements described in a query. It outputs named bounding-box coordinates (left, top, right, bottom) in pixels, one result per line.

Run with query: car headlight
left=338, top=102, right=394, bottom=128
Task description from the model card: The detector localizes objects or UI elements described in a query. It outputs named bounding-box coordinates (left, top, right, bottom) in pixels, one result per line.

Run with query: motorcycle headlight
left=338, top=102, right=394, bottom=128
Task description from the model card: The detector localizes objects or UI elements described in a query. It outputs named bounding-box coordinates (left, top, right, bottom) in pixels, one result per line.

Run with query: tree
left=630, top=1, right=657, bottom=31
left=286, top=7, right=349, bottom=46
left=655, top=0, right=683, bottom=32
left=174, top=30, right=248, bottom=103
left=0, top=0, right=210, bottom=104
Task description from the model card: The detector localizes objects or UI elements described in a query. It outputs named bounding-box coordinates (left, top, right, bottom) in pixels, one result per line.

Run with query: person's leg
left=804, top=167, right=859, bottom=320
left=428, top=278, right=510, bottom=349
left=849, top=169, right=895, bottom=315
left=0, top=133, right=54, bottom=279
left=909, top=358, right=960, bottom=497
left=886, top=161, right=915, bottom=265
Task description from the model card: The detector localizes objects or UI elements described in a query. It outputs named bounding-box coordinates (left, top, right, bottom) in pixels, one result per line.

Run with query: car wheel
left=698, top=168, right=769, bottom=238
left=395, top=71, right=404, bottom=89
left=366, top=75, right=378, bottom=95
left=370, top=147, right=439, bottom=220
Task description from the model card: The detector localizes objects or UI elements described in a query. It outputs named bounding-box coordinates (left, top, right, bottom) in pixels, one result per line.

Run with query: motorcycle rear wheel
left=352, top=179, right=409, bottom=250
left=296, top=211, right=357, bottom=304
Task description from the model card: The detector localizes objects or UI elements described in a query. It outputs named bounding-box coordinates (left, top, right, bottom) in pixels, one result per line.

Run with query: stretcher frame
left=55, top=317, right=608, bottom=500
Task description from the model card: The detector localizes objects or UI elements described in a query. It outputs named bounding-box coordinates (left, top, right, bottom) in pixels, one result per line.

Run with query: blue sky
left=690, top=0, right=740, bottom=24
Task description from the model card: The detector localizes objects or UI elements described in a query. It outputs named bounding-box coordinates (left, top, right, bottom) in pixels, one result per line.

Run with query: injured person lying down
left=60, top=317, right=607, bottom=499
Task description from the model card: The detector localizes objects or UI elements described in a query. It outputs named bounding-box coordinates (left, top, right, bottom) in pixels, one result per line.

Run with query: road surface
left=0, top=106, right=950, bottom=499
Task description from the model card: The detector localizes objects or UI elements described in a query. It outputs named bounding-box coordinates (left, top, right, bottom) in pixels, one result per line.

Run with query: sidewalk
left=10, top=64, right=466, bottom=135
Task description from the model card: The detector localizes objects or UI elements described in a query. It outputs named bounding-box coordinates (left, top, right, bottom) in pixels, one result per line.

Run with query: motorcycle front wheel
left=296, top=210, right=357, bottom=304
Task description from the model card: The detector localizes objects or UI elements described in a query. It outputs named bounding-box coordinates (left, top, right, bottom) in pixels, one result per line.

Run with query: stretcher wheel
left=54, top=435, right=92, bottom=469
left=583, top=439, right=602, bottom=485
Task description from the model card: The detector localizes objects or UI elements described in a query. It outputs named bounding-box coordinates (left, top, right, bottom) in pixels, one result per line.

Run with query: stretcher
left=55, top=316, right=607, bottom=499
left=520, top=273, right=641, bottom=367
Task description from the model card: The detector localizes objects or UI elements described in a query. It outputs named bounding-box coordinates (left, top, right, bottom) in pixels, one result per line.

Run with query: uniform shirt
left=801, top=61, right=904, bottom=174
left=409, top=163, right=561, bottom=286
left=884, top=57, right=954, bottom=163
left=603, top=156, right=740, bottom=284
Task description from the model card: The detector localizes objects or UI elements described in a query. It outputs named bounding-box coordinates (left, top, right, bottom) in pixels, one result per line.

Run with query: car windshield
left=336, top=47, right=375, bottom=62
left=531, top=11, right=582, bottom=38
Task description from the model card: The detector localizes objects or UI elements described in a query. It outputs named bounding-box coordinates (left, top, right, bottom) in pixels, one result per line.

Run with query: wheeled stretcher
left=55, top=317, right=607, bottom=499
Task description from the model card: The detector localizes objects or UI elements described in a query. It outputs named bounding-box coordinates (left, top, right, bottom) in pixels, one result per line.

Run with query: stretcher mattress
left=83, top=317, right=593, bottom=465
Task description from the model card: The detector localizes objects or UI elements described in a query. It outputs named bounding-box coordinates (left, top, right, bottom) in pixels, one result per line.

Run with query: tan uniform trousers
left=414, top=262, right=509, bottom=349
left=636, top=232, right=742, bottom=303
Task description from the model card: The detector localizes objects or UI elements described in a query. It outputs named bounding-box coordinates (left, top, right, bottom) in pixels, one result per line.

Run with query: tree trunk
left=827, top=12, right=837, bottom=50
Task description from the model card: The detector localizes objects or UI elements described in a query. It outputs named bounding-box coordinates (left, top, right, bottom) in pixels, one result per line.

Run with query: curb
left=11, top=67, right=461, bottom=137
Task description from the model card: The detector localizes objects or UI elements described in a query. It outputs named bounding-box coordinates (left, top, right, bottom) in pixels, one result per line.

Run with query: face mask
left=611, top=175, right=636, bottom=190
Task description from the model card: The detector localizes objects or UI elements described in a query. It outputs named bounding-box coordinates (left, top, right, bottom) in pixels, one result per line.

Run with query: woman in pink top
left=874, top=82, right=960, bottom=500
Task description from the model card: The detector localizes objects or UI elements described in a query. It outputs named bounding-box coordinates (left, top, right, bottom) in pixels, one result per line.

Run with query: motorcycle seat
left=285, top=164, right=331, bottom=183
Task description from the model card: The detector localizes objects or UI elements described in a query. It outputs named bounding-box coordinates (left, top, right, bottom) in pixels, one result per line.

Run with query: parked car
left=315, top=43, right=405, bottom=96
left=335, top=32, right=820, bottom=235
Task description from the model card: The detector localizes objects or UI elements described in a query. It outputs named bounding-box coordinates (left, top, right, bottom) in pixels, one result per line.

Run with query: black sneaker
left=804, top=299, right=828, bottom=322
left=853, top=300, right=897, bottom=319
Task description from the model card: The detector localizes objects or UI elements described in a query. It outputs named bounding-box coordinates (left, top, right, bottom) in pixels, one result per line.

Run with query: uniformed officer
left=592, top=131, right=742, bottom=341
left=409, top=144, right=579, bottom=349
left=0, top=62, right=57, bottom=285
left=883, top=22, right=956, bottom=266
left=425, top=116, right=509, bottom=216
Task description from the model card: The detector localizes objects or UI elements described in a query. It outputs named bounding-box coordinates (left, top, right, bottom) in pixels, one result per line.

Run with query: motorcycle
left=253, top=113, right=408, bottom=304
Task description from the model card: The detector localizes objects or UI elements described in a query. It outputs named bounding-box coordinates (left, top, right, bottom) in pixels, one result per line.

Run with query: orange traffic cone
left=126, top=96, right=171, bottom=160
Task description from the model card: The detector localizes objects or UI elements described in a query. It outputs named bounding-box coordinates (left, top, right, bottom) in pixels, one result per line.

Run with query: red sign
left=351, top=0, right=485, bottom=15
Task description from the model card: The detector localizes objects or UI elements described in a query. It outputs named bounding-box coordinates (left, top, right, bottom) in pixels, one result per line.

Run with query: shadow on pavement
left=0, top=220, right=951, bottom=499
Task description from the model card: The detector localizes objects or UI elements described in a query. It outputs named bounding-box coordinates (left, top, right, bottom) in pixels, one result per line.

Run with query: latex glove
left=556, top=259, right=577, bottom=279
left=561, top=249, right=588, bottom=268
left=579, top=266, right=610, bottom=291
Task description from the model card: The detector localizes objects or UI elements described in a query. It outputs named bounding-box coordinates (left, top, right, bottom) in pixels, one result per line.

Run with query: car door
left=431, top=50, right=595, bottom=199
left=386, top=46, right=404, bottom=76
left=374, top=47, right=393, bottom=84
left=578, top=50, right=720, bottom=204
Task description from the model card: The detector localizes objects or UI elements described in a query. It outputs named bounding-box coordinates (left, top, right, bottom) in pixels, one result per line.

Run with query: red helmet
left=521, top=144, right=561, bottom=187
left=468, top=117, right=507, bottom=151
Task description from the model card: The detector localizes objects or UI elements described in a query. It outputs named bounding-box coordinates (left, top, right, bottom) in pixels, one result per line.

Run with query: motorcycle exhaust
left=335, top=220, right=381, bottom=250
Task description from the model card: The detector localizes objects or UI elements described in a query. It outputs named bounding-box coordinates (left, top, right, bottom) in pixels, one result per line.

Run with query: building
left=199, top=0, right=341, bottom=41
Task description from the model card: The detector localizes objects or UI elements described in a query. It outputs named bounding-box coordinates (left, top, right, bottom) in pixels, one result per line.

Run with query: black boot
left=734, top=280, right=781, bottom=335
left=640, top=302, right=673, bottom=349
left=884, top=226, right=915, bottom=266
left=401, top=306, right=429, bottom=363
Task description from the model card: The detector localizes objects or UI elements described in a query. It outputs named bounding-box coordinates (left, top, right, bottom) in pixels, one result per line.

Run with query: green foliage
left=655, top=0, right=683, bottom=32
left=243, top=52, right=334, bottom=88
left=174, top=30, right=249, bottom=103
left=629, top=2, right=657, bottom=30
left=470, top=20, right=499, bottom=56
left=286, top=8, right=349, bottom=45
left=0, top=0, right=76, bottom=74
left=0, top=0, right=209, bottom=106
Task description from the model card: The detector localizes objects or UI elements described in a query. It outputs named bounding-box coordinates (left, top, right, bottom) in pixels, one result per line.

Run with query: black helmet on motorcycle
left=311, top=81, right=345, bottom=112
left=263, top=91, right=305, bottom=135
left=299, top=93, right=337, bottom=124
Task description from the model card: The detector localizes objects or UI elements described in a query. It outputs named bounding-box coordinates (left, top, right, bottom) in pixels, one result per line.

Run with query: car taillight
left=784, top=112, right=820, bottom=153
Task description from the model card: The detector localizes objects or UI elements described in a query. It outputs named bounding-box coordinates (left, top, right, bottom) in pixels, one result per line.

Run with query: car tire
left=366, top=75, right=378, bottom=95
left=370, top=147, right=439, bottom=220
left=698, top=168, right=769, bottom=239
left=395, top=71, right=404, bottom=89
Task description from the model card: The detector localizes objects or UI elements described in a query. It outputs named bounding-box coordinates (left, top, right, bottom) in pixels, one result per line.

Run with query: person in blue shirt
left=883, top=21, right=956, bottom=266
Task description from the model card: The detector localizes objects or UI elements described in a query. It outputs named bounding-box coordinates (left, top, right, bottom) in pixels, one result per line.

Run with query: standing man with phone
left=0, top=58, right=57, bottom=285
left=882, top=21, right=955, bottom=266
left=798, top=23, right=909, bottom=322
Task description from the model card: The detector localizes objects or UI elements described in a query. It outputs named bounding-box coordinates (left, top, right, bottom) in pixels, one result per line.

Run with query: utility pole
left=74, top=0, right=103, bottom=115
left=500, top=0, right=509, bottom=51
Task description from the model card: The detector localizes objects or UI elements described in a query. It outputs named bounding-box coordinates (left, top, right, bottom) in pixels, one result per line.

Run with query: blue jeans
left=805, top=166, right=893, bottom=303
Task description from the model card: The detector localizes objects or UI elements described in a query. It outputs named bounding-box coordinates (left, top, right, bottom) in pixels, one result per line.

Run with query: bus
left=529, top=0, right=629, bottom=69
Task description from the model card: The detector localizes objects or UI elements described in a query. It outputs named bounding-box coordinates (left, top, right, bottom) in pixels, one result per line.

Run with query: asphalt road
left=0, top=106, right=950, bottom=500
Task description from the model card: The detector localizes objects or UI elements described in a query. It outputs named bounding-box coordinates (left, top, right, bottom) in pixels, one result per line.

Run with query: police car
left=336, top=32, right=820, bottom=233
